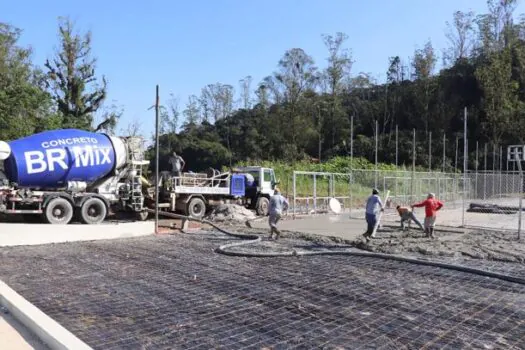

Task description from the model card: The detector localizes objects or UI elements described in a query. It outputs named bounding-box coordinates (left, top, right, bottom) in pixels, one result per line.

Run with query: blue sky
left=3, top=0, right=525, bottom=139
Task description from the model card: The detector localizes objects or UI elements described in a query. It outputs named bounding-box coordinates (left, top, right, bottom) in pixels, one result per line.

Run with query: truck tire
left=187, top=197, right=206, bottom=220
left=256, top=196, right=269, bottom=216
left=44, top=197, right=74, bottom=225
left=80, top=197, right=107, bottom=224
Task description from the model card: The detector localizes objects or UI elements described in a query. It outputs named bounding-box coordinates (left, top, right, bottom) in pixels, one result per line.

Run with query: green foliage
left=146, top=2, right=525, bottom=174
left=0, top=23, right=58, bottom=140
left=44, top=16, right=107, bottom=131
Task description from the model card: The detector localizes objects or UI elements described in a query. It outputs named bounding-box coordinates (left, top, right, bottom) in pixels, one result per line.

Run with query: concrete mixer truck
left=0, top=129, right=150, bottom=225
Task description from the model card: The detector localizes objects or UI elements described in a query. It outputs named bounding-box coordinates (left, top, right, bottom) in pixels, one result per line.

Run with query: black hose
left=145, top=209, right=525, bottom=286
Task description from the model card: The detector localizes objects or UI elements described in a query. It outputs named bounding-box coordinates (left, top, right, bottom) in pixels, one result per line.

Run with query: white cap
left=0, top=141, right=11, bottom=161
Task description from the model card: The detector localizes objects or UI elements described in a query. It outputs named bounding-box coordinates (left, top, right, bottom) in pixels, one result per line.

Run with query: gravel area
left=0, top=231, right=524, bottom=349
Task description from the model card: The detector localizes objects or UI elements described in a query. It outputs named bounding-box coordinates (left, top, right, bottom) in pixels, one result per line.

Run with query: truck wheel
left=80, top=197, right=107, bottom=224
left=256, top=197, right=269, bottom=216
left=187, top=197, right=206, bottom=220
left=44, top=197, right=73, bottom=225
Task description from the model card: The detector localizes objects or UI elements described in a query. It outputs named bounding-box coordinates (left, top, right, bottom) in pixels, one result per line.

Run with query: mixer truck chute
left=0, top=129, right=149, bottom=224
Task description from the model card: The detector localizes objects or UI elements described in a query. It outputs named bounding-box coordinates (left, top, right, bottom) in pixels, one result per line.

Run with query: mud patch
left=352, top=226, right=525, bottom=263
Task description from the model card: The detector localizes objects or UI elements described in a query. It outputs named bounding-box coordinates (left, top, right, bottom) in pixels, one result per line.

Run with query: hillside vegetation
left=1, top=2, right=524, bottom=178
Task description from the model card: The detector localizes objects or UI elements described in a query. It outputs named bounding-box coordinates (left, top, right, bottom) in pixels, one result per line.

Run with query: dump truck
left=153, top=166, right=279, bottom=219
left=0, top=129, right=150, bottom=224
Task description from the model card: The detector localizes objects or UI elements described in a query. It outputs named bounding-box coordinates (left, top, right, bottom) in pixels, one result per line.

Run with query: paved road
left=0, top=312, right=48, bottom=350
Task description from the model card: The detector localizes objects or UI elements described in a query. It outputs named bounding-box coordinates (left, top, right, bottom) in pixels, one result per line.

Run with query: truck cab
left=235, top=166, right=278, bottom=216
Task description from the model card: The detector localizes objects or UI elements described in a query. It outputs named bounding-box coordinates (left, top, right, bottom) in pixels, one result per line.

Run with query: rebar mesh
left=0, top=233, right=523, bottom=349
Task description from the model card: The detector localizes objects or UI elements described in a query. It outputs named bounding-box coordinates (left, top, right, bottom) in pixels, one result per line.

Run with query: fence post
left=518, top=168, right=523, bottom=240
left=348, top=172, right=352, bottom=217
left=313, top=174, right=317, bottom=214
left=293, top=171, right=296, bottom=219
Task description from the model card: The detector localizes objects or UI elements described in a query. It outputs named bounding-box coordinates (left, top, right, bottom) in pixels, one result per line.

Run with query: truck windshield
left=246, top=170, right=260, bottom=185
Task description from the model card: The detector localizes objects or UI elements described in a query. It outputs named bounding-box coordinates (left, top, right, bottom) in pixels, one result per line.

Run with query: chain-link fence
left=344, top=170, right=469, bottom=228
left=292, top=171, right=351, bottom=215
left=464, top=171, right=524, bottom=231
left=292, top=169, right=524, bottom=232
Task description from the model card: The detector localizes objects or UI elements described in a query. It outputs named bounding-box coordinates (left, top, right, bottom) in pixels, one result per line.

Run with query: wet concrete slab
left=251, top=214, right=368, bottom=240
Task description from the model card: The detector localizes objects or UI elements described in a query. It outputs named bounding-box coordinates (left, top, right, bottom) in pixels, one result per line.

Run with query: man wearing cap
left=411, top=193, right=444, bottom=238
left=268, top=187, right=289, bottom=240
left=396, top=205, right=424, bottom=231
left=169, top=152, right=185, bottom=185
left=363, top=188, right=384, bottom=239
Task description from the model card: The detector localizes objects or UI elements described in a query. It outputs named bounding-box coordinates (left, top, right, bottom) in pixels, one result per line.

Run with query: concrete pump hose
left=144, top=209, right=525, bottom=286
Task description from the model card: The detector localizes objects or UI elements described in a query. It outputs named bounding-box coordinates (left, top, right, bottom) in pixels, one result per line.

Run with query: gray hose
left=145, top=209, right=525, bottom=286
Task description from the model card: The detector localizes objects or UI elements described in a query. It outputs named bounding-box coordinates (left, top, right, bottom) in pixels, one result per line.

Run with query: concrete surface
left=0, top=280, right=92, bottom=350
left=0, top=311, right=49, bottom=350
left=252, top=213, right=466, bottom=241
left=0, top=222, right=154, bottom=247
left=252, top=214, right=367, bottom=240
left=349, top=198, right=524, bottom=231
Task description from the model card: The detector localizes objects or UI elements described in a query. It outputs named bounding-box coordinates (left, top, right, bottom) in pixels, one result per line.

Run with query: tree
left=444, top=10, right=476, bottom=65
left=0, top=23, right=58, bottom=140
left=239, top=75, right=252, bottom=109
left=160, top=94, right=180, bottom=135
left=322, top=32, right=353, bottom=151
left=199, top=83, right=235, bottom=122
left=183, top=95, right=200, bottom=126
left=322, top=32, right=353, bottom=95
left=94, top=102, right=122, bottom=135
left=273, top=48, right=319, bottom=160
left=412, top=40, right=437, bottom=133
left=121, top=118, right=143, bottom=137
left=254, top=83, right=270, bottom=109
left=44, top=17, right=107, bottom=130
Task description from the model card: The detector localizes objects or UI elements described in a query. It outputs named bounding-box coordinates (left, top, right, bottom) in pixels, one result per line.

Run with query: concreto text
left=24, top=145, right=112, bottom=174
left=41, top=137, right=99, bottom=149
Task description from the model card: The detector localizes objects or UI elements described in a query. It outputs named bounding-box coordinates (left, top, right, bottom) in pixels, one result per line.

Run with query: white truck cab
left=235, top=166, right=278, bottom=215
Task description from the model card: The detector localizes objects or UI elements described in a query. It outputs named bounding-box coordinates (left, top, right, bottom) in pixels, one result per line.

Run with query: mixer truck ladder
left=126, top=137, right=149, bottom=212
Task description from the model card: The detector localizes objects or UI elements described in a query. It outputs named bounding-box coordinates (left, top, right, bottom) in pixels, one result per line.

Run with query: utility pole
left=484, top=143, right=487, bottom=171
left=442, top=133, right=446, bottom=172
left=411, top=128, right=416, bottom=201
left=154, top=85, right=160, bottom=235
left=429, top=131, right=432, bottom=172
left=462, top=107, right=467, bottom=227
left=395, top=124, right=398, bottom=168
left=375, top=119, right=378, bottom=187
left=350, top=115, right=354, bottom=167
left=455, top=136, right=458, bottom=172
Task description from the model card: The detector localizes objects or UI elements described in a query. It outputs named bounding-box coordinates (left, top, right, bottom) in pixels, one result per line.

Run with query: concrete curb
left=0, top=221, right=155, bottom=247
left=0, top=280, right=92, bottom=350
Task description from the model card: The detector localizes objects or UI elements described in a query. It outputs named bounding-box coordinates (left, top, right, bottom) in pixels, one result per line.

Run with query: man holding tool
left=396, top=205, right=424, bottom=231
left=411, top=193, right=444, bottom=238
left=363, top=188, right=384, bottom=240
left=268, top=187, right=289, bottom=240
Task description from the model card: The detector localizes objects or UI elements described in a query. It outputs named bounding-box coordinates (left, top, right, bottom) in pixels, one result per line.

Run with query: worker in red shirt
left=411, top=193, right=444, bottom=238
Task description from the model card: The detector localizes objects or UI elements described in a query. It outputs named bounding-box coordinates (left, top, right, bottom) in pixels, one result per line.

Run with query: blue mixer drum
left=0, top=129, right=126, bottom=188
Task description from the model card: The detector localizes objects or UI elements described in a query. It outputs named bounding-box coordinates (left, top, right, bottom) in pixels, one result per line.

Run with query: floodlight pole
left=154, top=85, right=160, bottom=235
left=517, top=149, right=523, bottom=240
